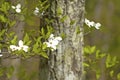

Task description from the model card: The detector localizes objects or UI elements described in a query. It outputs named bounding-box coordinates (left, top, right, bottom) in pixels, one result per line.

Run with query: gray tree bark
left=47, top=0, right=85, bottom=80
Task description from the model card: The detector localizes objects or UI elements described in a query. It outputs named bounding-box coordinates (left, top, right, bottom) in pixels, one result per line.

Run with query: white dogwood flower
left=95, top=23, right=101, bottom=29
left=33, top=7, right=39, bottom=15
left=10, top=45, right=18, bottom=51
left=18, top=40, right=29, bottom=52
left=12, top=3, right=21, bottom=13
left=44, top=34, right=62, bottom=51
left=10, top=40, right=29, bottom=52
left=85, top=18, right=101, bottom=29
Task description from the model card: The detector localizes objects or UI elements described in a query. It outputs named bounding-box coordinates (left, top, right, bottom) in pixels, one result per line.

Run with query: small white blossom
left=10, top=40, right=29, bottom=52
left=10, top=45, right=18, bottom=51
left=0, top=54, right=2, bottom=57
left=16, top=4, right=21, bottom=9
left=85, top=18, right=101, bottom=29
left=22, top=46, right=29, bottom=52
left=0, top=49, right=2, bottom=57
left=55, top=37, right=62, bottom=41
left=19, top=40, right=24, bottom=47
left=44, top=34, right=62, bottom=51
left=44, top=42, right=57, bottom=51
left=95, top=23, right=101, bottom=29
left=12, top=3, right=21, bottom=13
left=34, top=7, right=39, bottom=15
left=16, top=8, right=21, bottom=13
left=11, top=6, right=16, bottom=9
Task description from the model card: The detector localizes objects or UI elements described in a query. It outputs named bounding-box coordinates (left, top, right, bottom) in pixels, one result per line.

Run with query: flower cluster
left=10, top=40, right=29, bottom=52
left=44, top=34, right=62, bottom=51
left=85, top=18, right=101, bottom=29
left=12, top=3, right=21, bottom=13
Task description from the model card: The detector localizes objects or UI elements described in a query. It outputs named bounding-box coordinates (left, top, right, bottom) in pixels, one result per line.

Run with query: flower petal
left=19, top=40, right=23, bottom=47
left=95, top=23, right=101, bottom=29
left=10, top=45, right=17, bottom=51
left=55, top=37, right=62, bottom=41
left=16, top=8, right=21, bottom=13
left=16, top=3, right=21, bottom=8
left=23, top=46, right=29, bottom=52
left=49, top=34, right=54, bottom=38
left=11, top=6, right=15, bottom=9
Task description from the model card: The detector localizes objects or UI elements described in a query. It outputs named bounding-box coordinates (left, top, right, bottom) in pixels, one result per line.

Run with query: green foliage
left=0, top=2, right=10, bottom=14
left=0, top=29, right=6, bottom=40
left=10, top=35, right=18, bottom=45
left=84, top=45, right=119, bottom=80
left=0, top=15, right=8, bottom=23
left=0, top=0, right=53, bottom=59
left=84, top=46, right=96, bottom=55
left=0, top=0, right=52, bottom=79
left=117, top=73, right=120, bottom=80
left=6, top=66, right=14, bottom=79
left=23, top=33, right=31, bottom=46
left=106, top=54, right=119, bottom=68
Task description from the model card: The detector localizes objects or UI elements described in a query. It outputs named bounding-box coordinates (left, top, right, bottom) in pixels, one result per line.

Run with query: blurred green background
left=85, top=0, right=120, bottom=58
left=85, top=0, right=120, bottom=80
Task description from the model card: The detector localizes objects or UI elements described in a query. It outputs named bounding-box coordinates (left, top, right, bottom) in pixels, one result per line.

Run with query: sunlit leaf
left=40, top=52, right=48, bottom=59
left=11, top=35, right=18, bottom=45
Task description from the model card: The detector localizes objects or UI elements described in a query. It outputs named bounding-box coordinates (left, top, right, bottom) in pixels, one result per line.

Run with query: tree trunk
left=47, top=0, right=85, bottom=80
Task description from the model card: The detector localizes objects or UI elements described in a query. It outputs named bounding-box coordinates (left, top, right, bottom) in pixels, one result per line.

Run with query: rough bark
left=47, top=0, right=85, bottom=80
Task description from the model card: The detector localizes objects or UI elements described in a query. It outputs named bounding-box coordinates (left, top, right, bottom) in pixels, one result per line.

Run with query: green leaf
left=6, top=66, right=14, bottom=79
left=0, top=2, right=10, bottom=14
left=83, top=62, right=90, bottom=67
left=0, top=29, right=5, bottom=37
left=42, top=43, right=47, bottom=50
left=32, top=42, right=40, bottom=53
left=117, top=73, right=120, bottom=80
left=84, top=46, right=96, bottom=55
left=41, top=27, right=45, bottom=36
left=11, top=35, right=17, bottom=45
left=9, top=21, right=16, bottom=27
left=110, top=70, right=114, bottom=77
left=96, top=70, right=100, bottom=80
left=91, top=46, right=96, bottom=53
left=24, top=33, right=30, bottom=44
left=96, top=50, right=106, bottom=59
left=106, top=54, right=119, bottom=68
left=0, top=15, right=8, bottom=23
left=40, top=52, right=48, bottom=59
left=9, top=32, right=15, bottom=36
